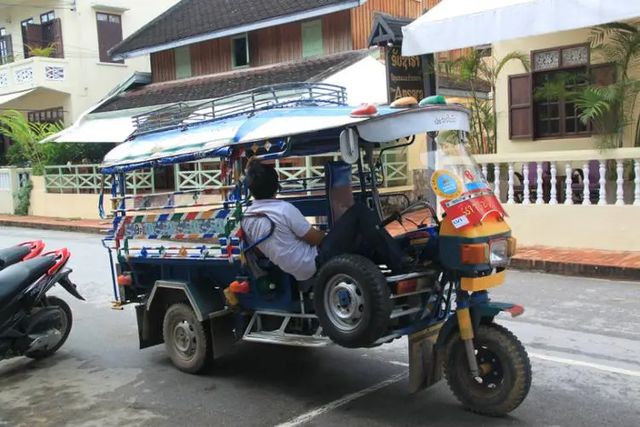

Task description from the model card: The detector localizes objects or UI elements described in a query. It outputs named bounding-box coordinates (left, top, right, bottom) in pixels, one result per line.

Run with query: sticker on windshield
left=451, top=215, right=470, bottom=229
left=431, top=169, right=462, bottom=199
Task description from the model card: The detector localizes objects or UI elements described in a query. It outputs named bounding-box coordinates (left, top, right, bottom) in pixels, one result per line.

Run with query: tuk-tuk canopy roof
left=100, top=83, right=470, bottom=174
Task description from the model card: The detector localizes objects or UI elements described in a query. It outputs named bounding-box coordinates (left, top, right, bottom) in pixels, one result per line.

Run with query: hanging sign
left=385, top=47, right=425, bottom=103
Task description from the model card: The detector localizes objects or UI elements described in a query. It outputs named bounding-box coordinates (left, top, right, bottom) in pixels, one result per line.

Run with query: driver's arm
left=286, top=203, right=325, bottom=247
left=301, top=227, right=325, bottom=246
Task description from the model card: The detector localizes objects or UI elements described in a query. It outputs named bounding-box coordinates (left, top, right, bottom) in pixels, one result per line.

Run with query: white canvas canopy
left=402, top=0, right=640, bottom=56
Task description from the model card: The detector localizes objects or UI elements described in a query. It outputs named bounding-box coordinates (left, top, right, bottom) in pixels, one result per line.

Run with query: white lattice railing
left=44, top=164, right=153, bottom=195
left=175, top=151, right=409, bottom=192
left=475, top=147, right=640, bottom=206
left=0, top=57, right=68, bottom=95
left=175, top=160, right=223, bottom=191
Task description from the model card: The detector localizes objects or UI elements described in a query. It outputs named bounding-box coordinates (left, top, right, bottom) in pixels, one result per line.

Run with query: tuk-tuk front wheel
left=444, top=323, right=531, bottom=416
left=163, top=303, right=211, bottom=374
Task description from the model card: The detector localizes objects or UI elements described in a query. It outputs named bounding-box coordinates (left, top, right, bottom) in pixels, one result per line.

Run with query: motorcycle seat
left=0, top=245, right=31, bottom=270
left=0, top=255, right=56, bottom=306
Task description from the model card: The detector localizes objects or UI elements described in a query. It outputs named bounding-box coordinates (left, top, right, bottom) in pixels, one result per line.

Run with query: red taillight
left=117, top=274, right=132, bottom=286
left=396, top=279, right=417, bottom=295
left=229, top=280, right=250, bottom=294
left=504, top=304, right=525, bottom=317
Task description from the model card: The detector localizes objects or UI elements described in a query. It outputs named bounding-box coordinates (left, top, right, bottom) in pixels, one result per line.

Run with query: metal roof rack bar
left=131, top=82, right=348, bottom=137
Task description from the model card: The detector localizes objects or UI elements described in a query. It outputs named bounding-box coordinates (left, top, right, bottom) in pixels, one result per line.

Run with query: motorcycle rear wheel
left=444, top=323, right=531, bottom=416
left=26, top=296, right=73, bottom=360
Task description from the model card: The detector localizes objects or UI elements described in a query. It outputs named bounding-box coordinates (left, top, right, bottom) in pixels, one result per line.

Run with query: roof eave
left=111, top=0, right=367, bottom=60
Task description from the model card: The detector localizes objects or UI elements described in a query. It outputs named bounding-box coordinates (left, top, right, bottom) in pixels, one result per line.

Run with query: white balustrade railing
left=475, top=148, right=640, bottom=206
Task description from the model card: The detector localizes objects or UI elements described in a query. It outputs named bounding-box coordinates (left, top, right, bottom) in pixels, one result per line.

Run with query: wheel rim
left=324, top=273, right=364, bottom=332
left=172, top=319, right=197, bottom=360
left=460, top=345, right=505, bottom=394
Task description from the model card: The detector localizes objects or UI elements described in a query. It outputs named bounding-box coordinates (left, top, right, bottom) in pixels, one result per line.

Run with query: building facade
left=0, top=0, right=177, bottom=157
left=495, top=27, right=639, bottom=154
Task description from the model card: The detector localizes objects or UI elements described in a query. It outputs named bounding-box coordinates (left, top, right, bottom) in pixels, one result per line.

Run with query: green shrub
left=13, top=180, right=33, bottom=216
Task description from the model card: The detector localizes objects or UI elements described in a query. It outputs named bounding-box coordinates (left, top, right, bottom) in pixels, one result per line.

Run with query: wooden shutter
left=25, top=23, right=43, bottom=57
left=508, top=73, right=533, bottom=139
left=49, top=19, right=64, bottom=58
left=591, top=63, right=616, bottom=86
left=590, top=63, right=617, bottom=134
left=97, top=14, right=123, bottom=63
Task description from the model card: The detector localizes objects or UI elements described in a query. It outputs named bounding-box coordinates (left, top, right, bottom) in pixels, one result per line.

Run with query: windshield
left=381, top=131, right=503, bottom=235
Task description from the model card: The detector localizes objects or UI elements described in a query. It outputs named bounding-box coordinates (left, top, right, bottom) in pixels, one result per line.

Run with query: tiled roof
left=110, top=0, right=361, bottom=58
left=95, top=50, right=369, bottom=113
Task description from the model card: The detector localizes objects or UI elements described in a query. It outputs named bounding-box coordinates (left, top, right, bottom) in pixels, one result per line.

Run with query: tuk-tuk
left=100, top=82, right=531, bottom=416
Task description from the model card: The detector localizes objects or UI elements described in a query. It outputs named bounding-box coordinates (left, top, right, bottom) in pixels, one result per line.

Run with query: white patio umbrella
left=402, top=0, right=640, bottom=56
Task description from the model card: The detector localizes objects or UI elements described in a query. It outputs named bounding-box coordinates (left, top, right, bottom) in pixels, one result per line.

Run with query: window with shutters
left=302, top=20, right=323, bottom=58
left=27, top=107, right=64, bottom=125
left=21, top=18, right=35, bottom=58
left=96, top=12, right=123, bottom=64
left=174, top=46, right=192, bottom=79
left=508, top=43, right=615, bottom=140
left=231, top=34, right=249, bottom=68
left=40, top=11, right=55, bottom=23
left=0, top=32, right=12, bottom=65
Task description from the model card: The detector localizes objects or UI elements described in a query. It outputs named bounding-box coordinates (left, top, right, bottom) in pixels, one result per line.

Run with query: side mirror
left=339, top=128, right=359, bottom=164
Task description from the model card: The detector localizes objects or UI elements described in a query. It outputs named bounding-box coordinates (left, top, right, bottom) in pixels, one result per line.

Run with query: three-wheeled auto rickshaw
left=100, top=82, right=531, bottom=416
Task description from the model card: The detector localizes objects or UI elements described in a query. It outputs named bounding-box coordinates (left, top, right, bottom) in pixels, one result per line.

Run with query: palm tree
left=0, top=110, right=64, bottom=174
left=581, top=22, right=640, bottom=148
left=441, top=50, right=530, bottom=153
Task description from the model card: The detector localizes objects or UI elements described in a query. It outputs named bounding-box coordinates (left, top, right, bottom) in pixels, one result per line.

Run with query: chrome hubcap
left=324, top=274, right=364, bottom=331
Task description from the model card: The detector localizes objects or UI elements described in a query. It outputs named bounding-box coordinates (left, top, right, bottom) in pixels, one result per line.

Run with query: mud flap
left=408, top=322, right=444, bottom=393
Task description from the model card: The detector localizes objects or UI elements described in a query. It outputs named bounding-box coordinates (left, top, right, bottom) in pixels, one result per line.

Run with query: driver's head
left=245, top=157, right=279, bottom=199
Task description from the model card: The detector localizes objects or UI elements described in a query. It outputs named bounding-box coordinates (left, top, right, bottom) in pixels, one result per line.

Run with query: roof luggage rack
left=131, top=82, right=348, bottom=137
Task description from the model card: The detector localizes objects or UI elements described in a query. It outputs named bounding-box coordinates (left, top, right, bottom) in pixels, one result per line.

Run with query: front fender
left=435, top=301, right=524, bottom=349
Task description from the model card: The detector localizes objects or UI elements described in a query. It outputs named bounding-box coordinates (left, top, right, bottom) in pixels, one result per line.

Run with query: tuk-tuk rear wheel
left=444, top=323, right=531, bottom=416
left=163, top=303, right=211, bottom=374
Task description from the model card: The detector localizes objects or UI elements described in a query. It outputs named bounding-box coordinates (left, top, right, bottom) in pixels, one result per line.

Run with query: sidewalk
left=1, top=214, right=638, bottom=281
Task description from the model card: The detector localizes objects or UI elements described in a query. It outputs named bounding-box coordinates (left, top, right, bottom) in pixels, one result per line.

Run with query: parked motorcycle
left=0, top=241, right=45, bottom=271
left=0, top=248, right=83, bottom=361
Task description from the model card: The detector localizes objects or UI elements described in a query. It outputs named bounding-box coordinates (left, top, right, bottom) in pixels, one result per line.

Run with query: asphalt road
left=0, top=227, right=639, bottom=427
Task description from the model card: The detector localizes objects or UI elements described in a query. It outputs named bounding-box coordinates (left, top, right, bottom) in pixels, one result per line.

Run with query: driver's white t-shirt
left=243, top=199, right=318, bottom=281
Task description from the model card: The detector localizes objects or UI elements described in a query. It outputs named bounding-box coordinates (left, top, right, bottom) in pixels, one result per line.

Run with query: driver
left=242, top=158, right=405, bottom=281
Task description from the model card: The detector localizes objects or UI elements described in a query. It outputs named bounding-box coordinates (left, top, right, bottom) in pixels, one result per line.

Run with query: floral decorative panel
left=533, top=50, right=560, bottom=71
left=562, top=46, right=589, bottom=67
left=45, top=66, right=65, bottom=81
left=14, top=67, right=34, bottom=84
left=0, top=71, right=8, bottom=88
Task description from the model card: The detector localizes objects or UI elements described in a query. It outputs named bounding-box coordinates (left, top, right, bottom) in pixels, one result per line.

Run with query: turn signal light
left=507, top=237, right=517, bottom=256
left=460, top=243, right=489, bottom=264
left=229, top=280, right=250, bottom=294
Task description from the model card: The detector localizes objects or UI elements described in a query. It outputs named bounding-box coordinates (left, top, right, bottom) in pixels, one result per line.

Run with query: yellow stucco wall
left=29, top=176, right=101, bottom=219
left=494, top=27, right=640, bottom=154
left=505, top=204, right=640, bottom=251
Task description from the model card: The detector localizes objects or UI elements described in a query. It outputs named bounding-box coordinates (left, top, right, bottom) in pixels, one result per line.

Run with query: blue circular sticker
left=431, top=169, right=462, bottom=199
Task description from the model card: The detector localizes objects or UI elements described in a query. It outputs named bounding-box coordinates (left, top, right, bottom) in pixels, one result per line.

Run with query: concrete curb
left=0, top=218, right=103, bottom=235
left=510, top=258, right=640, bottom=282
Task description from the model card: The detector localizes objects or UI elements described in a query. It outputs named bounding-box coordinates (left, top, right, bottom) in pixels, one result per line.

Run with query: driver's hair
left=245, top=157, right=279, bottom=199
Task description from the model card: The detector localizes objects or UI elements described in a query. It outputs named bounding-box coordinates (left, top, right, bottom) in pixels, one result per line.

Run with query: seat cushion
left=0, top=256, right=56, bottom=306
left=0, top=245, right=30, bottom=270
